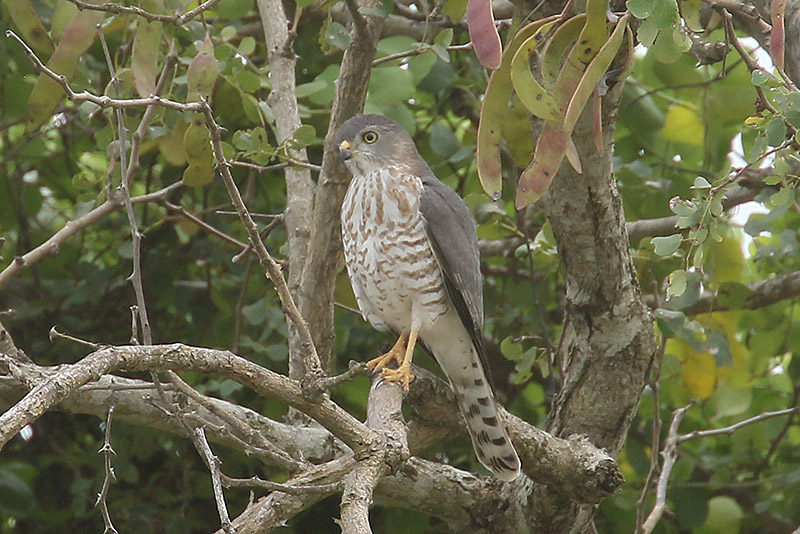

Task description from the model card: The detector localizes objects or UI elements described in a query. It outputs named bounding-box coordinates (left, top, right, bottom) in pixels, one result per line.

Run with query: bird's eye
left=362, top=131, right=378, bottom=144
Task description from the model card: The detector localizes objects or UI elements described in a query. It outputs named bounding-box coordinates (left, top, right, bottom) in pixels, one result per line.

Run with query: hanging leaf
left=6, top=0, right=54, bottom=54
left=187, top=36, right=220, bottom=100
left=510, top=35, right=563, bottom=121
left=132, top=19, right=161, bottom=98
left=476, top=15, right=559, bottom=198
left=25, top=3, right=106, bottom=131
left=563, top=16, right=629, bottom=132
left=465, top=0, right=502, bottom=69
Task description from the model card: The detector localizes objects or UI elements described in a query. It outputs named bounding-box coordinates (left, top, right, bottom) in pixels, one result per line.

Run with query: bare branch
left=678, top=407, right=800, bottom=442
left=167, top=370, right=305, bottom=472
left=340, top=377, right=409, bottom=534
left=193, top=428, right=234, bottom=534
left=0, top=181, right=182, bottom=292
left=640, top=404, right=692, bottom=534
left=94, top=407, right=118, bottom=534
left=5, top=30, right=204, bottom=113
left=256, top=0, right=315, bottom=379
left=201, top=103, right=325, bottom=386
left=0, top=344, right=373, bottom=453
left=67, top=0, right=222, bottom=26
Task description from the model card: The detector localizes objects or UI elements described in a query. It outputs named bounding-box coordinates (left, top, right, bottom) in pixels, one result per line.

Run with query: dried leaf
left=770, top=0, right=786, bottom=71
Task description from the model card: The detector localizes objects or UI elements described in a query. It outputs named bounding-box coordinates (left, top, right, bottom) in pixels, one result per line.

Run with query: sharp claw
left=380, top=366, right=415, bottom=391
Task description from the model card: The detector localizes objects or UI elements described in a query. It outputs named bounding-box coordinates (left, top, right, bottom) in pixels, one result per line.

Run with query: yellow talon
left=377, top=330, right=418, bottom=392
left=367, top=331, right=407, bottom=371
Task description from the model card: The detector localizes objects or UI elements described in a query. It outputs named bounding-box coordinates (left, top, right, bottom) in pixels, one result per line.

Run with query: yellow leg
left=367, top=332, right=408, bottom=371
left=380, top=330, right=417, bottom=391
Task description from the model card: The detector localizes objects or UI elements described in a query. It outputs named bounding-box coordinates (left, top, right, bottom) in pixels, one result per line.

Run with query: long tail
left=421, top=311, right=521, bottom=481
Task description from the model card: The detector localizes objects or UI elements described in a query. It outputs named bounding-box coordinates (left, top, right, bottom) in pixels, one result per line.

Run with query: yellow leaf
left=661, top=104, right=704, bottom=146
left=682, top=351, right=716, bottom=399
left=706, top=231, right=746, bottom=287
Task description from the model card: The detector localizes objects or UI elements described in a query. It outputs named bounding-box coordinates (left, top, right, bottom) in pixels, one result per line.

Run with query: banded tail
left=421, top=310, right=521, bottom=481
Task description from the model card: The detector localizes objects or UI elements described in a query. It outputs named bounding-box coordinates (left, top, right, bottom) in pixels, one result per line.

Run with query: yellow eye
left=362, top=131, right=378, bottom=144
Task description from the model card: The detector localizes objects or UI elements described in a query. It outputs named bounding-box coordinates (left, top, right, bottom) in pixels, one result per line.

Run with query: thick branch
left=256, top=0, right=315, bottom=379
left=0, top=343, right=372, bottom=452
left=340, top=378, right=408, bottom=534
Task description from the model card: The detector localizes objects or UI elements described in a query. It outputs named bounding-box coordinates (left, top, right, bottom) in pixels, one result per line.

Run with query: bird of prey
left=336, top=114, right=521, bottom=481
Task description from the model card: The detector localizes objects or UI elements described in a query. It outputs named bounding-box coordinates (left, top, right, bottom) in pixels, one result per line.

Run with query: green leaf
left=770, top=185, right=795, bottom=207
left=667, top=269, right=688, bottom=298
left=653, top=234, right=682, bottom=256
left=765, top=118, right=788, bottom=146
left=322, top=21, right=350, bottom=52
left=627, top=0, right=656, bottom=18
left=5, top=0, right=54, bottom=54
left=429, top=122, right=459, bottom=158
left=367, top=67, right=415, bottom=106
left=132, top=19, right=162, bottom=98
left=654, top=308, right=687, bottom=337
left=0, top=468, right=35, bottom=516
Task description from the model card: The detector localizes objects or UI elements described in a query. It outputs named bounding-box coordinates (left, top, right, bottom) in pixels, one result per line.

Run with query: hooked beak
left=339, top=140, right=353, bottom=161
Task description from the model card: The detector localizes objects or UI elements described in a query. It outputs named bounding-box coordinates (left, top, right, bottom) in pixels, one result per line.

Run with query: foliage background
left=1, top=0, right=800, bottom=532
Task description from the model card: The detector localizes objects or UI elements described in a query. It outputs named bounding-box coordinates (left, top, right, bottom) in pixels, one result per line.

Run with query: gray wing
left=419, top=175, right=486, bottom=354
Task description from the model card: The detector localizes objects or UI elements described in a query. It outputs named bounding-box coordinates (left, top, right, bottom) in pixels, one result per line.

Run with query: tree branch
left=256, top=0, right=316, bottom=379
left=0, top=343, right=372, bottom=452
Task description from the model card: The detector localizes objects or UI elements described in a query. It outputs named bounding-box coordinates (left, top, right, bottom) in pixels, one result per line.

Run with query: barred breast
left=341, top=166, right=449, bottom=334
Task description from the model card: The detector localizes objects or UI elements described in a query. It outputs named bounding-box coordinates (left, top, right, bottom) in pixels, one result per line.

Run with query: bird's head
left=335, top=114, right=416, bottom=176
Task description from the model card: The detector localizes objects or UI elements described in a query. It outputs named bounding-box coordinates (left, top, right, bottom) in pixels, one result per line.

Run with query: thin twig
left=94, top=407, right=118, bottom=534
left=96, top=25, right=152, bottom=346
left=372, top=42, right=472, bottom=66
left=67, top=0, right=222, bottom=26
left=162, top=200, right=249, bottom=250
left=168, top=372, right=305, bottom=472
left=678, top=407, right=800, bottom=442
left=6, top=30, right=204, bottom=113
left=640, top=403, right=692, bottom=534
left=193, top=428, right=234, bottom=534
left=49, top=326, right=102, bottom=350
left=317, top=361, right=369, bottom=390
left=201, top=103, right=325, bottom=386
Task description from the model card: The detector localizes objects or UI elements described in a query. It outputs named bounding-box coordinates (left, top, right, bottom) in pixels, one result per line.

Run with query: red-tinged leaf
left=25, top=5, right=106, bottom=132
left=592, top=86, right=604, bottom=155
left=476, top=72, right=508, bottom=199
left=515, top=123, right=571, bottom=208
left=187, top=36, right=219, bottom=100
left=466, top=0, right=502, bottom=69
left=565, top=135, right=582, bottom=173
left=132, top=19, right=162, bottom=98
left=770, top=0, right=786, bottom=71
left=476, top=15, right=560, bottom=197
left=511, top=34, right=563, bottom=121
left=563, top=16, right=629, bottom=132
left=6, top=0, right=54, bottom=54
